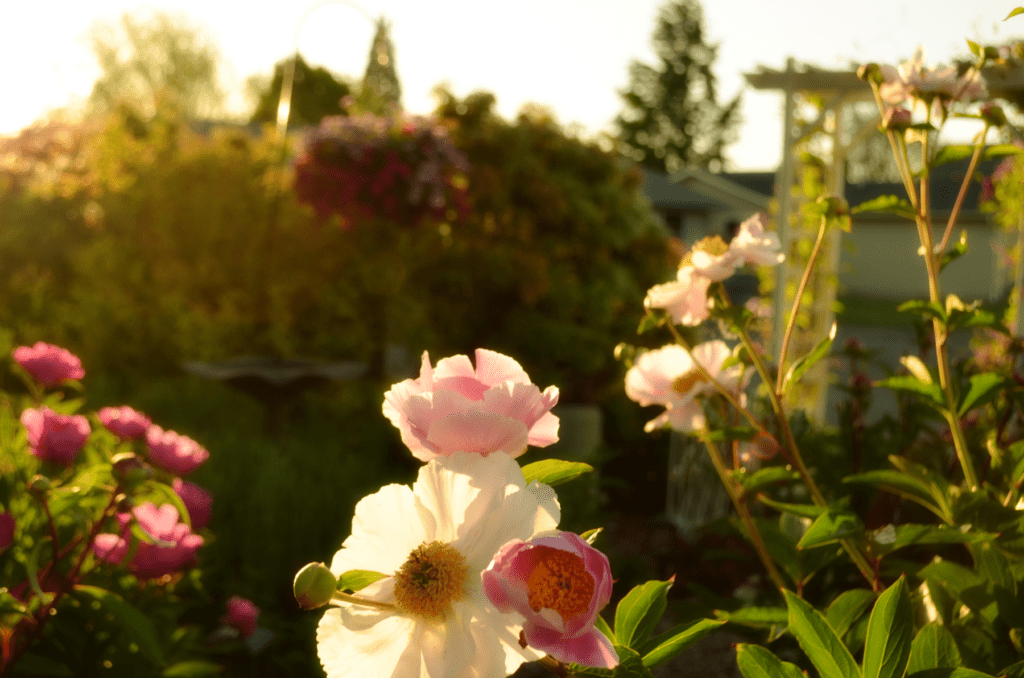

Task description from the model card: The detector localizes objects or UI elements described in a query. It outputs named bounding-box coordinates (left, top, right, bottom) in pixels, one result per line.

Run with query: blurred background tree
left=248, top=55, right=353, bottom=128
left=356, top=17, right=402, bottom=115
left=615, top=0, right=740, bottom=172
left=86, top=10, right=224, bottom=119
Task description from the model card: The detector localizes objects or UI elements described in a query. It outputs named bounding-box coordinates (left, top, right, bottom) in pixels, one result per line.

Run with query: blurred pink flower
left=223, top=596, right=260, bottom=637
left=729, top=213, right=784, bottom=267
left=644, top=266, right=711, bottom=326
left=483, top=531, right=617, bottom=668
left=146, top=426, right=209, bottom=475
left=625, top=341, right=747, bottom=432
left=172, top=478, right=213, bottom=530
left=98, top=406, right=152, bottom=440
left=93, top=502, right=203, bottom=579
left=12, top=342, right=84, bottom=386
left=21, top=406, right=90, bottom=465
left=879, top=48, right=986, bottom=106
left=0, top=512, right=15, bottom=551
left=689, top=236, right=742, bottom=282
left=383, top=349, right=559, bottom=461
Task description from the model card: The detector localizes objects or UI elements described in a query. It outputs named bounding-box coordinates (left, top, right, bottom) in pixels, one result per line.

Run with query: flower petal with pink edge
left=425, top=410, right=529, bottom=459
left=527, top=624, right=618, bottom=668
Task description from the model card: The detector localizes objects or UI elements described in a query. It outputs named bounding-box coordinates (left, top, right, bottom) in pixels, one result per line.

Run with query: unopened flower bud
left=981, top=103, right=1007, bottom=127
left=294, top=562, right=337, bottom=610
left=111, top=452, right=152, bottom=485
left=882, top=106, right=912, bottom=131
left=984, top=46, right=1001, bottom=61
left=28, top=475, right=52, bottom=494
left=857, top=63, right=885, bottom=85
left=115, top=494, right=133, bottom=514
left=817, top=195, right=848, bottom=219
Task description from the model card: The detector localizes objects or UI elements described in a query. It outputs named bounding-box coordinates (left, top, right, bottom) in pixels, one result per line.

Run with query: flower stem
left=775, top=214, right=828, bottom=394
left=329, top=592, right=396, bottom=611
left=938, top=126, right=988, bottom=253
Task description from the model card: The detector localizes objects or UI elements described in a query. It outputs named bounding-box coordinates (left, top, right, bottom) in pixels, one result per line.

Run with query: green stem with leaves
left=775, top=214, right=828, bottom=394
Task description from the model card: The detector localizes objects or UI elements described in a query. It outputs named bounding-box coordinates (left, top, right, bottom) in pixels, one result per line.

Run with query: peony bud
left=223, top=596, right=260, bottom=638
left=981, top=103, right=1008, bottom=127
left=294, top=562, right=337, bottom=610
left=857, top=63, right=885, bottom=85
left=12, top=343, right=85, bottom=387
left=881, top=106, right=912, bottom=131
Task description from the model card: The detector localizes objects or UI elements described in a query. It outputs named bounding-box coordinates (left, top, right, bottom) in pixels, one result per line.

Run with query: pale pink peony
left=689, top=243, right=742, bottom=282
left=223, top=596, right=260, bottom=637
left=92, top=502, right=203, bottom=579
left=482, top=531, right=617, bottom=668
left=879, top=48, right=986, bottom=106
left=98, top=406, right=152, bottom=440
left=644, top=266, right=711, bottom=326
left=625, top=341, right=747, bottom=432
left=382, top=349, right=559, bottom=461
left=729, top=213, right=784, bottom=267
left=146, top=426, right=209, bottom=475
left=21, top=406, right=91, bottom=465
left=172, top=478, right=213, bottom=530
left=0, top=512, right=14, bottom=551
left=12, top=342, right=85, bottom=387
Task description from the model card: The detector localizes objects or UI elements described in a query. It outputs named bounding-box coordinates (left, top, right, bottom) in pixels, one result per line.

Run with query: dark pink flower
left=383, top=349, right=559, bottom=461
left=92, top=502, right=203, bottom=579
left=12, top=342, right=85, bottom=386
left=223, top=596, right=260, bottom=637
left=146, top=426, right=209, bottom=475
left=482, top=531, right=617, bottom=669
left=21, top=406, right=91, bottom=465
left=98, top=406, right=152, bottom=440
left=0, top=512, right=15, bottom=551
left=172, top=478, right=213, bottom=530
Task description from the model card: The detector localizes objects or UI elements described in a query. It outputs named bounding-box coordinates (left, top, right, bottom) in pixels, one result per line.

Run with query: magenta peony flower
left=0, top=512, right=15, bottom=551
left=383, top=349, right=559, bottom=461
left=92, top=502, right=203, bottom=579
left=21, top=406, right=91, bottom=465
left=146, top=426, right=209, bottom=475
left=625, top=341, right=747, bottom=433
left=172, top=478, right=213, bottom=530
left=482, top=531, right=617, bottom=669
left=98, top=406, right=152, bottom=440
left=12, top=342, right=85, bottom=387
left=223, top=596, right=260, bottom=637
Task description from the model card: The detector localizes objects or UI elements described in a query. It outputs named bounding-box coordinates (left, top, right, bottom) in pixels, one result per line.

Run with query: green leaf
left=797, top=511, right=864, bottom=549
left=641, top=619, right=725, bottom=668
left=982, top=144, right=1024, bottom=161
left=637, top=313, right=664, bottom=335
left=863, top=576, right=912, bottom=678
left=8, top=654, right=74, bottom=676
left=852, top=195, right=916, bottom=220
left=521, top=459, right=594, bottom=487
left=907, top=622, right=961, bottom=673
left=932, top=145, right=975, bottom=169
left=783, top=590, right=861, bottom=678
left=826, top=589, right=877, bottom=638
left=906, top=670, right=995, bottom=678
left=26, top=537, right=51, bottom=602
left=595, top=614, right=614, bottom=641
left=75, top=584, right=165, bottom=666
left=1007, top=7, right=1024, bottom=20
left=782, top=322, right=836, bottom=395
left=750, top=517, right=799, bottom=584
left=756, top=494, right=828, bottom=519
left=581, top=527, right=602, bottom=544
left=869, top=524, right=995, bottom=557
left=966, top=40, right=982, bottom=56
left=737, top=466, right=801, bottom=494
left=337, top=570, right=386, bottom=593
left=735, top=643, right=806, bottom=678
left=958, top=373, right=1007, bottom=416
left=898, top=300, right=949, bottom=324
left=998, top=660, right=1024, bottom=678
left=938, top=232, right=969, bottom=273
left=714, top=607, right=788, bottom=627
left=614, top=578, right=673, bottom=648
left=844, top=466, right=951, bottom=524
left=916, top=561, right=986, bottom=604
left=572, top=645, right=653, bottom=678
left=161, top=661, right=223, bottom=677
left=877, top=375, right=945, bottom=408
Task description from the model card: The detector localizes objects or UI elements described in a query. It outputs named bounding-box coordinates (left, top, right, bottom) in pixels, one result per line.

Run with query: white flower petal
left=317, top=608, right=418, bottom=678
left=330, top=484, right=430, bottom=576
left=420, top=612, right=476, bottom=678
left=456, top=480, right=560, bottom=572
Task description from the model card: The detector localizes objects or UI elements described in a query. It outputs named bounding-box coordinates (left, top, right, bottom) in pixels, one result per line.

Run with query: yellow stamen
left=526, top=546, right=594, bottom=621
left=672, top=370, right=707, bottom=394
left=393, top=541, right=468, bottom=620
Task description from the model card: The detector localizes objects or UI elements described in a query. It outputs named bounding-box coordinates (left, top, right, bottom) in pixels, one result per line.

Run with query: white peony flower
left=624, top=341, right=747, bottom=432
left=729, top=213, right=784, bottom=267
left=317, top=453, right=561, bottom=678
left=688, top=235, right=742, bottom=282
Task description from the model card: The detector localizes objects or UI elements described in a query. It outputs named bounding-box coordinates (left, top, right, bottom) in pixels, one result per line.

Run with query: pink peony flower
left=879, top=48, right=986, bottom=106
left=729, top=213, right=784, bottom=267
left=98, top=406, right=152, bottom=440
left=12, top=342, right=85, bottom=387
left=644, top=266, right=711, bottom=326
left=92, top=502, right=203, bottom=579
left=382, top=349, right=559, bottom=461
left=146, top=426, right=210, bottom=475
left=625, top=341, right=747, bottom=432
left=482, top=531, right=617, bottom=669
left=21, top=406, right=91, bottom=465
left=223, top=596, right=260, bottom=637
left=172, top=478, right=213, bottom=530
left=688, top=236, right=742, bottom=282
left=0, top=512, right=15, bottom=551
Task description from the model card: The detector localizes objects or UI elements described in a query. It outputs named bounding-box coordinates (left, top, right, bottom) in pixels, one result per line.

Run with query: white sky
left=2, top=0, right=1020, bottom=170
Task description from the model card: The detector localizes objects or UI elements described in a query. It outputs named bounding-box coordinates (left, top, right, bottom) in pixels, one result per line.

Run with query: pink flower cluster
left=483, top=532, right=616, bottom=668
left=383, top=349, right=559, bottom=461
left=93, top=503, right=203, bottom=579
left=21, top=407, right=90, bottom=465
left=645, top=213, right=783, bottom=326
left=98, top=406, right=152, bottom=440
left=13, top=342, right=84, bottom=386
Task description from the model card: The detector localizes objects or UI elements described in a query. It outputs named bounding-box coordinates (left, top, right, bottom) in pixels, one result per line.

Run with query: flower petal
left=317, top=607, right=419, bottom=678
left=331, top=484, right=430, bottom=576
